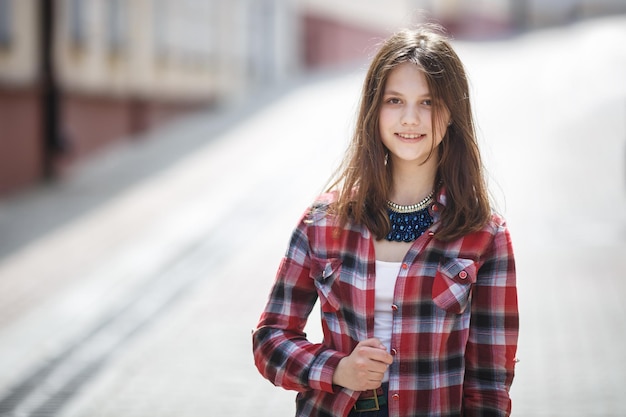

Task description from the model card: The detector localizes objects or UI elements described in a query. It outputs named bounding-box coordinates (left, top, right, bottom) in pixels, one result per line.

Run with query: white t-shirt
left=374, top=260, right=401, bottom=382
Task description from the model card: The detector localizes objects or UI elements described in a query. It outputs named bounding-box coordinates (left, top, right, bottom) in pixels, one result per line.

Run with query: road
left=0, top=15, right=625, bottom=417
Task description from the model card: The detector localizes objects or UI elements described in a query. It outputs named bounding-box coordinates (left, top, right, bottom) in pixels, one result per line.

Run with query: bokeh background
left=1, top=1, right=625, bottom=416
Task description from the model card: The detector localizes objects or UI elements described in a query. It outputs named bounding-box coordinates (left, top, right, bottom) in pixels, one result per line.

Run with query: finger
left=367, top=359, right=391, bottom=374
left=365, top=371, right=386, bottom=388
left=356, top=339, right=391, bottom=359
left=368, top=348, right=394, bottom=365
left=366, top=368, right=386, bottom=380
left=358, top=338, right=387, bottom=350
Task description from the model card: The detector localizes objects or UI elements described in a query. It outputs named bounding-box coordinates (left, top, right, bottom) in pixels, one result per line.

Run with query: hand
left=332, top=338, right=393, bottom=391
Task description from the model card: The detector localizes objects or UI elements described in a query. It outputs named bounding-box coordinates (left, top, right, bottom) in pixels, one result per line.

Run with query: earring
left=448, top=120, right=452, bottom=126
left=384, top=152, right=389, bottom=166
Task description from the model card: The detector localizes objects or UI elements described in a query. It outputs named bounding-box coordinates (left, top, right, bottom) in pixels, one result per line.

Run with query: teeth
left=399, top=134, right=422, bottom=139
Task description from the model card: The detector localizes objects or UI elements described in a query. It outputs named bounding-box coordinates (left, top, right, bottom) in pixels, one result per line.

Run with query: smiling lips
left=397, top=133, right=426, bottom=140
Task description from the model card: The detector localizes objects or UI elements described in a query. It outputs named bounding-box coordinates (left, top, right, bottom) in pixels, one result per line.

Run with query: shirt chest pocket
left=432, top=257, right=477, bottom=314
left=309, top=256, right=343, bottom=313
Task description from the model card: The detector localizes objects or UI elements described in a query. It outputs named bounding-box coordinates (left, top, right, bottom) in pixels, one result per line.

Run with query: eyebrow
left=383, top=89, right=431, bottom=97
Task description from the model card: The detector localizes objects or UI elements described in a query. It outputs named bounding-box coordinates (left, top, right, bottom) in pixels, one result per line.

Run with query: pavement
left=1, top=15, right=626, bottom=417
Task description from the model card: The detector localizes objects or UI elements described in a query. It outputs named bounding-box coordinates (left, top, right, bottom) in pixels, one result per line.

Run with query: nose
left=401, top=105, right=420, bottom=125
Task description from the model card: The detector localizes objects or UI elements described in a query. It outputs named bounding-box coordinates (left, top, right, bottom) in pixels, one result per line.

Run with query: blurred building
left=1, top=0, right=624, bottom=197
left=522, top=0, right=626, bottom=27
left=0, top=0, right=300, bottom=196
left=303, top=0, right=626, bottom=45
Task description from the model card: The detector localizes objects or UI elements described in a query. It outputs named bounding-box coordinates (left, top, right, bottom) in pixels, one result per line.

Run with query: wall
left=0, top=0, right=41, bottom=195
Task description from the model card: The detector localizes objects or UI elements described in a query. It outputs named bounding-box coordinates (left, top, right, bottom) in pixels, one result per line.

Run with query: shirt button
left=392, top=393, right=400, bottom=401
left=391, top=304, right=398, bottom=312
left=390, top=348, right=397, bottom=356
left=401, top=263, right=408, bottom=270
left=428, top=231, right=435, bottom=237
left=459, top=270, right=468, bottom=280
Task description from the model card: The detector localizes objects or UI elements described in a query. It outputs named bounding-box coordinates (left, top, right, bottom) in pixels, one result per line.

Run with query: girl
left=252, top=24, right=518, bottom=417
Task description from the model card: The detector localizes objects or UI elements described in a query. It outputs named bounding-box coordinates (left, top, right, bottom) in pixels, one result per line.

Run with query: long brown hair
left=327, top=24, right=490, bottom=242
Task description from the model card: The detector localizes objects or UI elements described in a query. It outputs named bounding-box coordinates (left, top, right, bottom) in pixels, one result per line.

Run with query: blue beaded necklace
left=385, top=191, right=435, bottom=242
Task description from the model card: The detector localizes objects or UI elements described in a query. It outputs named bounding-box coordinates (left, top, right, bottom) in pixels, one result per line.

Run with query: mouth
left=396, top=133, right=426, bottom=140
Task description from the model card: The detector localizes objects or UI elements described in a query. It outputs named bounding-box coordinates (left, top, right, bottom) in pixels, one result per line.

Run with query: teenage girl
left=253, top=24, right=519, bottom=417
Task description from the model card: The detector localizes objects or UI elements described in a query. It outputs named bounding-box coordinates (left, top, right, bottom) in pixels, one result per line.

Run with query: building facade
left=0, top=0, right=301, bottom=196
left=1, top=0, right=624, bottom=196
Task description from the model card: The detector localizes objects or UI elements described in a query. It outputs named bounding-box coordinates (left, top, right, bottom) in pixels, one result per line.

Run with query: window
left=68, top=0, right=87, bottom=48
left=0, top=0, right=12, bottom=48
left=153, top=0, right=215, bottom=69
left=248, top=0, right=276, bottom=82
left=153, top=0, right=169, bottom=61
left=107, top=0, right=128, bottom=55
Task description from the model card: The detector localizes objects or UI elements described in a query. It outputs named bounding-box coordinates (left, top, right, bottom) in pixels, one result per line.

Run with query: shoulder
left=302, top=191, right=339, bottom=225
left=481, top=211, right=514, bottom=257
left=435, top=212, right=511, bottom=260
left=486, top=211, right=508, bottom=233
left=297, top=191, right=369, bottom=252
left=471, top=212, right=512, bottom=247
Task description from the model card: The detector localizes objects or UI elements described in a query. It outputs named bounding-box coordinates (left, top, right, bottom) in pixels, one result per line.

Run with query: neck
left=389, top=159, right=438, bottom=205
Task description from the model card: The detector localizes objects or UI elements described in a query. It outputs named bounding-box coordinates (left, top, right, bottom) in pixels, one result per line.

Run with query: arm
left=463, top=220, right=519, bottom=416
left=252, top=215, right=347, bottom=393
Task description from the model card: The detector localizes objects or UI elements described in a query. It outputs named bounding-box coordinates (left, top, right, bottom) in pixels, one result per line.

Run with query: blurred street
left=1, top=15, right=626, bottom=417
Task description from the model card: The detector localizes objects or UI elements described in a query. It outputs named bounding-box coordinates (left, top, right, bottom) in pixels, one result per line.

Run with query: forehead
left=384, top=62, right=429, bottom=95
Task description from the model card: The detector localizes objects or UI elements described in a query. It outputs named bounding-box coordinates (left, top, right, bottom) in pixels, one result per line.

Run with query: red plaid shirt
left=253, top=191, right=518, bottom=417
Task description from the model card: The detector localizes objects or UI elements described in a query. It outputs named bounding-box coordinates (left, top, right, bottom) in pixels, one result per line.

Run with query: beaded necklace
left=385, top=190, right=435, bottom=242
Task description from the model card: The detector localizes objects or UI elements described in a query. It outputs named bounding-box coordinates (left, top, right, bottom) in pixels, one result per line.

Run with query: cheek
left=378, top=108, right=390, bottom=126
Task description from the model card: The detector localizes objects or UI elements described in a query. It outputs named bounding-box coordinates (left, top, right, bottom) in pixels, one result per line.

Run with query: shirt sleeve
left=463, top=219, right=519, bottom=416
left=252, top=211, right=347, bottom=393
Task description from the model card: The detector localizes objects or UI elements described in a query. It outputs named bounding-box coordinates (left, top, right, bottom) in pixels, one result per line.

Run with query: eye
left=422, top=99, right=432, bottom=106
left=385, top=97, right=401, bottom=105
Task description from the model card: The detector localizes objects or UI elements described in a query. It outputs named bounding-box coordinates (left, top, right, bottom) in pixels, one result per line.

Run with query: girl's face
left=378, top=62, right=450, bottom=168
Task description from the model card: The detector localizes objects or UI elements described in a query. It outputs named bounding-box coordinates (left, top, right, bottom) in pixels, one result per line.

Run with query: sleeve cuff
left=307, top=350, right=347, bottom=393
